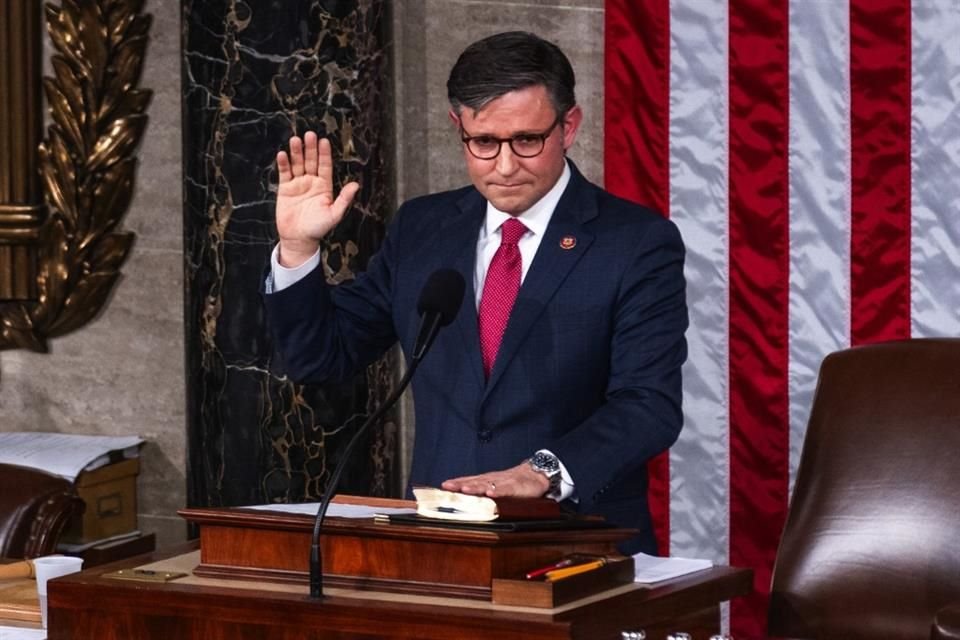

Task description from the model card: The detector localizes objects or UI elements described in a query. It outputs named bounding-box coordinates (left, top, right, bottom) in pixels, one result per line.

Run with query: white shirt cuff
left=267, top=244, right=321, bottom=293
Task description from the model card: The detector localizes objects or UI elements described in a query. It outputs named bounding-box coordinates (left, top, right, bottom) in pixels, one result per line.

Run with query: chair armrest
left=24, top=489, right=85, bottom=557
left=931, top=601, right=960, bottom=640
left=0, top=464, right=85, bottom=558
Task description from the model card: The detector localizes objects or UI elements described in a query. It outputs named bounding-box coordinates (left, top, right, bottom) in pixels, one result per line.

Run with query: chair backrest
left=768, top=339, right=960, bottom=640
left=0, top=463, right=83, bottom=558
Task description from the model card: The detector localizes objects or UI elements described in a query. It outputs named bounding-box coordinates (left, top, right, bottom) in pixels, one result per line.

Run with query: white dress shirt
left=472, top=163, right=570, bottom=306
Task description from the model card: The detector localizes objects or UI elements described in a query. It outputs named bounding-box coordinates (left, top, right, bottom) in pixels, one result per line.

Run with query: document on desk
left=632, top=552, right=713, bottom=584
left=0, top=625, right=47, bottom=639
left=0, top=432, right=144, bottom=481
left=242, top=503, right=417, bottom=518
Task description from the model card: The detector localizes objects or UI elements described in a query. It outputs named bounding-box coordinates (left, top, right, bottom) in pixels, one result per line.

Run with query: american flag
left=604, top=0, right=960, bottom=636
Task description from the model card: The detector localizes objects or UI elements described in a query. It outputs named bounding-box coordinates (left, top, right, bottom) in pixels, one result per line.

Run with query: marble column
left=182, top=0, right=396, bottom=509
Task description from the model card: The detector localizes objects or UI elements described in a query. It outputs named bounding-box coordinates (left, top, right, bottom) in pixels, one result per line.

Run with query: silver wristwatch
left=528, top=451, right=562, bottom=498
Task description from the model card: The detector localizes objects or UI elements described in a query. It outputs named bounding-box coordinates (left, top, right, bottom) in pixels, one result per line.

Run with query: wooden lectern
left=44, top=498, right=752, bottom=639
left=180, top=498, right=637, bottom=600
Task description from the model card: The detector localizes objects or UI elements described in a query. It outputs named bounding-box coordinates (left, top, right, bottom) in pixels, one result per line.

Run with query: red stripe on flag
left=850, top=0, right=912, bottom=345
left=727, top=1, right=791, bottom=637
left=604, top=0, right=670, bottom=209
left=603, top=0, right=672, bottom=555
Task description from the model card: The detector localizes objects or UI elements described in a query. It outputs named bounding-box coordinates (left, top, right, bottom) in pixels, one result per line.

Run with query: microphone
left=413, top=268, right=466, bottom=359
left=308, top=268, right=465, bottom=599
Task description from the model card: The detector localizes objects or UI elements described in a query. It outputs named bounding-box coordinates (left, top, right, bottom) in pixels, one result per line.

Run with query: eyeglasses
left=459, top=116, right=562, bottom=160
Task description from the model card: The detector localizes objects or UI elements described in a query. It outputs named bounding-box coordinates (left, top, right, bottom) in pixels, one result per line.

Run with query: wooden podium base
left=179, top=497, right=636, bottom=601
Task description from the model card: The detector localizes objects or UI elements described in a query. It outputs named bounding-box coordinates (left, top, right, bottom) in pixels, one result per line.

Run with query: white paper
left=0, top=432, right=144, bottom=481
left=0, top=626, right=47, bottom=640
left=242, top=502, right=416, bottom=518
left=632, top=552, right=713, bottom=584
left=57, top=530, right=142, bottom=553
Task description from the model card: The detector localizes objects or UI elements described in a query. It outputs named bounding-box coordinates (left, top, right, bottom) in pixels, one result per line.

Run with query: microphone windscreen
left=417, top=269, right=466, bottom=326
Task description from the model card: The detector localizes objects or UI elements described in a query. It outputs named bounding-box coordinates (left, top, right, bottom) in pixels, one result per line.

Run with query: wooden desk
left=0, top=575, right=41, bottom=627
left=46, top=545, right=752, bottom=639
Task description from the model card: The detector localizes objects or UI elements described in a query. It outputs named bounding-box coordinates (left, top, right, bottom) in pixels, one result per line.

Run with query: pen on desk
left=524, top=558, right=576, bottom=580
left=544, top=558, right=607, bottom=582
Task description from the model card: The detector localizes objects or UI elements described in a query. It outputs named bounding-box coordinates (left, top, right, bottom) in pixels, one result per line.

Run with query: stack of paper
left=243, top=503, right=416, bottom=519
left=0, top=432, right=144, bottom=482
left=632, top=552, right=713, bottom=583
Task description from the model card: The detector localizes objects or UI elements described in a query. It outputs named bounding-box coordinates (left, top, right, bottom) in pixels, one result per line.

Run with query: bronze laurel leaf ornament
left=0, top=0, right=152, bottom=354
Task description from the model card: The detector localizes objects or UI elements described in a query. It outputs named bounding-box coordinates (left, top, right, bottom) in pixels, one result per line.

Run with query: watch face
left=531, top=452, right=560, bottom=474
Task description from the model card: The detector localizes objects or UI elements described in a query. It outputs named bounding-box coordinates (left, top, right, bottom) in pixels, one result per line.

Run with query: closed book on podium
left=412, top=487, right=562, bottom=521
left=61, top=457, right=140, bottom=543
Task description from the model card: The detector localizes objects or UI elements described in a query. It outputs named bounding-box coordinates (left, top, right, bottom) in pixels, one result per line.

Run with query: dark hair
left=447, top=31, right=576, bottom=117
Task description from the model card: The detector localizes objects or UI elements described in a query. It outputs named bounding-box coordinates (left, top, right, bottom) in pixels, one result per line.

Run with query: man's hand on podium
left=441, top=462, right=550, bottom=498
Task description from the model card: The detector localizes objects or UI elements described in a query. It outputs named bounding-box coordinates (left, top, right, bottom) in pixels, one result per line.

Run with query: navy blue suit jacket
left=265, top=163, right=688, bottom=554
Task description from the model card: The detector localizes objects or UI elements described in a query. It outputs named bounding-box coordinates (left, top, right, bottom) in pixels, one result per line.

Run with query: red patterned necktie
left=478, top=218, right=527, bottom=378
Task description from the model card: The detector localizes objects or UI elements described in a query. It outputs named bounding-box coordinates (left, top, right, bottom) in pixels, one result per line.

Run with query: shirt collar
left=483, top=161, right=571, bottom=238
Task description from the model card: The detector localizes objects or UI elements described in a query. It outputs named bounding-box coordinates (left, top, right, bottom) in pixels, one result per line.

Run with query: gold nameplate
left=103, top=569, right=187, bottom=583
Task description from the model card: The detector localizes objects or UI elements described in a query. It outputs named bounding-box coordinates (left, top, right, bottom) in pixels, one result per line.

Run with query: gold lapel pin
left=560, top=236, right=577, bottom=250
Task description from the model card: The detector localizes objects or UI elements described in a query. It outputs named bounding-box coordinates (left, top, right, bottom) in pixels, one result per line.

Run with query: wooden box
left=61, top=458, right=140, bottom=544
left=491, top=556, right=636, bottom=608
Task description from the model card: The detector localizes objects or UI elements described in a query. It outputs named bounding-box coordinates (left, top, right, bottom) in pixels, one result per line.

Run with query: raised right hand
left=275, top=131, right=360, bottom=267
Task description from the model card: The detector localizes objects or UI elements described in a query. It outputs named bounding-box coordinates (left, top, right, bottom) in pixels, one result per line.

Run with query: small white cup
left=33, top=555, right=84, bottom=629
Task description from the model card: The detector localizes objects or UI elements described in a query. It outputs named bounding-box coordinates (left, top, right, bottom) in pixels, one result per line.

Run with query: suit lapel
left=442, top=190, right=486, bottom=386
left=483, top=167, right=598, bottom=397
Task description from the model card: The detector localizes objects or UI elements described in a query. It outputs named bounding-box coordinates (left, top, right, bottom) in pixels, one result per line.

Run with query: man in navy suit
left=264, top=31, right=687, bottom=554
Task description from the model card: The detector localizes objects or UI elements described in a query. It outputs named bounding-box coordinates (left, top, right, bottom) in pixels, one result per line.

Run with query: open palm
left=275, top=131, right=360, bottom=267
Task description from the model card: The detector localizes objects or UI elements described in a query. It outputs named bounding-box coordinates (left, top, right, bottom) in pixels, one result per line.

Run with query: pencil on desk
left=544, top=558, right=606, bottom=582
left=524, top=558, right=576, bottom=580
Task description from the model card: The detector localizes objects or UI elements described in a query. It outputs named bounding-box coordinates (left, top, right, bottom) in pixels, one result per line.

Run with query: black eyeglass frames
left=459, top=116, right=562, bottom=160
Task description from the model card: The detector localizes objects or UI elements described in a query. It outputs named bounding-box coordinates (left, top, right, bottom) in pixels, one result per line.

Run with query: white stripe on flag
left=667, top=0, right=730, bottom=565
left=911, top=0, right=960, bottom=339
left=787, top=0, right=852, bottom=491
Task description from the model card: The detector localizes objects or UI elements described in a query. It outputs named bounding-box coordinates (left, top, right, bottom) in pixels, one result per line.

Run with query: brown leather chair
left=0, top=463, right=84, bottom=558
left=768, top=339, right=960, bottom=640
